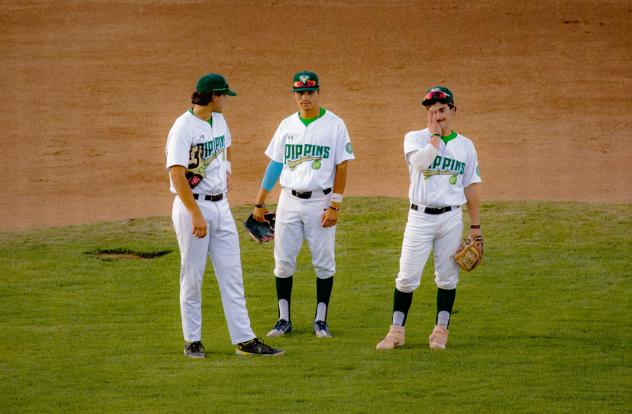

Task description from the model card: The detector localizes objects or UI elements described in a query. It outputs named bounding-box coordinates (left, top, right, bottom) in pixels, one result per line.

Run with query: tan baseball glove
left=454, top=235, right=484, bottom=271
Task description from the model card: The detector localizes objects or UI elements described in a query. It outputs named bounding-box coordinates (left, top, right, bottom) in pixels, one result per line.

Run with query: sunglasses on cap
left=293, top=79, right=318, bottom=88
left=423, top=90, right=450, bottom=102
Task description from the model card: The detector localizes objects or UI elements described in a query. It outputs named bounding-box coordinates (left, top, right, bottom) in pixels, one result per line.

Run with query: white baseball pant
left=273, top=189, right=336, bottom=279
left=395, top=206, right=463, bottom=292
left=172, top=196, right=255, bottom=345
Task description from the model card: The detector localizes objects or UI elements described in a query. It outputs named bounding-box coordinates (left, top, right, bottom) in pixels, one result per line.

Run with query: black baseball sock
left=275, top=276, right=293, bottom=321
left=436, top=288, right=456, bottom=327
left=315, top=276, right=334, bottom=322
left=393, top=288, right=414, bottom=326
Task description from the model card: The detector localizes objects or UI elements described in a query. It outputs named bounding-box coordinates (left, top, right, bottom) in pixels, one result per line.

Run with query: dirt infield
left=1, top=1, right=630, bottom=230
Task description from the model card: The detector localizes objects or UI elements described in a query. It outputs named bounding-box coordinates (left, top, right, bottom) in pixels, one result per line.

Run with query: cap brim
left=422, top=98, right=453, bottom=106
left=292, top=87, right=319, bottom=92
left=226, top=89, right=237, bottom=96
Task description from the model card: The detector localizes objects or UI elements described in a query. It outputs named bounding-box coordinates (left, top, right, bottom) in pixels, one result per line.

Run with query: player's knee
left=315, top=270, right=335, bottom=279
left=274, top=264, right=295, bottom=278
left=395, top=276, right=420, bottom=293
left=434, top=274, right=458, bottom=290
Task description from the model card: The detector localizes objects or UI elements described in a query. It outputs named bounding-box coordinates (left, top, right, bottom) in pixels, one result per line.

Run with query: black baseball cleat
left=184, top=341, right=206, bottom=359
left=313, top=320, right=333, bottom=338
left=235, top=338, right=284, bottom=356
left=266, top=319, right=293, bottom=337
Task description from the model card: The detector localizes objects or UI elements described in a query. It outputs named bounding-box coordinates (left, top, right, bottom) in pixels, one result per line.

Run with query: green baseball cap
left=421, top=86, right=454, bottom=106
left=195, top=73, right=237, bottom=96
left=292, top=71, right=319, bottom=92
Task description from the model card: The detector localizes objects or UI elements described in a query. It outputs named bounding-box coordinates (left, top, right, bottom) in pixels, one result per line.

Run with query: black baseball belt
left=193, top=193, right=224, bottom=202
left=290, top=188, right=332, bottom=199
left=410, top=203, right=459, bottom=214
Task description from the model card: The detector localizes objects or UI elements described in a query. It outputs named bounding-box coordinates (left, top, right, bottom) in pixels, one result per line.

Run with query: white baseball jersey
left=265, top=110, right=355, bottom=191
left=404, top=129, right=481, bottom=207
left=166, top=108, right=256, bottom=345
left=166, top=110, right=231, bottom=195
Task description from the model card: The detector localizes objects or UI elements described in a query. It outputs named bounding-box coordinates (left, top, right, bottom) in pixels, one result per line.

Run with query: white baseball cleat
left=376, top=325, right=406, bottom=350
left=428, top=325, right=449, bottom=350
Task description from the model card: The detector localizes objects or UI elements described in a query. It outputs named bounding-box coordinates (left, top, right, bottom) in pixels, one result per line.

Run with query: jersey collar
left=441, top=131, right=457, bottom=145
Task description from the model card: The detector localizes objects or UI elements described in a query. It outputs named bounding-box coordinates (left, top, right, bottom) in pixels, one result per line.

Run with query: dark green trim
left=441, top=131, right=457, bottom=144
left=189, top=108, right=212, bottom=125
left=299, top=107, right=326, bottom=127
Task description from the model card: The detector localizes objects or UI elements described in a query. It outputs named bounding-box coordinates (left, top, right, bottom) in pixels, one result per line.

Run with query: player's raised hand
left=427, top=109, right=442, bottom=149
left=428, top=109, right=442, bottom=137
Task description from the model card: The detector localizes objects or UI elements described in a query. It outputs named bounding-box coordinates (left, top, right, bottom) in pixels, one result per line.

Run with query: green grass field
left=1, top=198, right=630, bottom=413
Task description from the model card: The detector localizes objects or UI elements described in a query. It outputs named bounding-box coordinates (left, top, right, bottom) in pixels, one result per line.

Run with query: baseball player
left=252, top=70, right=355, bottom=338
left=166, top=73, right=283, bottom=358
left=376, top=86, right=481, bottom=351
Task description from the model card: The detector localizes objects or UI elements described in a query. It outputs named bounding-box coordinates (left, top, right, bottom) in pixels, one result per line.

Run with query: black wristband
left=470, top=224, right=480, bottom=229
left=328, top=206, right=340, bottom=211
left=254, top=204, right=265, bottom=208
left=432, top=133, right=442, bottom=138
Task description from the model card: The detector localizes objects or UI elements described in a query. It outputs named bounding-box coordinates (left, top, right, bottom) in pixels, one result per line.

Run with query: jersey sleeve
left=264, top=122, right=285, bottom=164
left=165, top=121, right=192, bottom=169
left=462, top=142, right=482, bottom=186
left=403, top=131, right=427, bottom=160
left=334, top=119, right=355, bottom=165
left=221, top=114, right=232, bottom=148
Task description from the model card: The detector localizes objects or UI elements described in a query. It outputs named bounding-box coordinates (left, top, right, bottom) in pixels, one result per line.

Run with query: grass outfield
left=0, top=198, right=630, bottom=413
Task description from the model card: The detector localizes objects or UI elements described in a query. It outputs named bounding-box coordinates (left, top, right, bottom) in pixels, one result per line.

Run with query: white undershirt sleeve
left=406, top=144, right=440, bottom=171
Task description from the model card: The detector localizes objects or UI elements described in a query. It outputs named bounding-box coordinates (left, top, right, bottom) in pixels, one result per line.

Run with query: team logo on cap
left=299, top=75, right=310, bottom=84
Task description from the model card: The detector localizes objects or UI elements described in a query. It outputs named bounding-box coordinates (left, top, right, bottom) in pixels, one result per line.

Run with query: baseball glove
left=454, top=235, right=484, bottom=272
left=243, top=213, right=275, bottom=243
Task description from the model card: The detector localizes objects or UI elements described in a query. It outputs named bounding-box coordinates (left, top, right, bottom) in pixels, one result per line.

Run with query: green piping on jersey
left=189, top=108, right=213, bottom=126
left=299, top=107, right=326, bottom=127
left=441, top=131, right=457, bottom=145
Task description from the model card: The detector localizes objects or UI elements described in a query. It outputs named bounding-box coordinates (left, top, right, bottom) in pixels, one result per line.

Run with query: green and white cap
left=196, top=73, right=237, bottom=96
left=292, top=71, right=319, bottom=92
left=421, top=86, right=454, bottom=106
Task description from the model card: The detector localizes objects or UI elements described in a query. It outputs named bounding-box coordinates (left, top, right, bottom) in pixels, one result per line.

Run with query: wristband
left=255, top=204, right=265, bottom=208
left=328, top=206, right=340, bottom=211
left=330, top=193, right=343, bottom=203
left=470, top=224, right=480, bottom=229
left=225, top=160, right=232, bottom=174
left=431, top=133, right=442, bottom=138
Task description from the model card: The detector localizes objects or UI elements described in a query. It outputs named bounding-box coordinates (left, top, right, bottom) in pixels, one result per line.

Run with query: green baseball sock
left=315, top=276, right=333, bottom=322
left=436, top=288, right=456, bottom=327
left=393, top=288, right=413, bottom=326
left=275, top=276, right=293, bottom=321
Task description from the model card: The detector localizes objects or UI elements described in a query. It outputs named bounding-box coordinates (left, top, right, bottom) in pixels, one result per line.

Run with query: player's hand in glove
left=244, top=212, right=275, bottom=243
left=454, top=233, right=484, bottom=272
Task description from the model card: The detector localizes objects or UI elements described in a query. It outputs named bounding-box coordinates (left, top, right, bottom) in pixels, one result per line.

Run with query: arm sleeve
left=462, top=143, right=482, bottom=186
left=406, top=145, right=439, bottom=171
left=166, top=122, right=192, bottom=169
left=261, top=160, right=283, bottom=191
left=264, top=123, right=285, bottom=163
left=334, top=120, right=355, bottom=164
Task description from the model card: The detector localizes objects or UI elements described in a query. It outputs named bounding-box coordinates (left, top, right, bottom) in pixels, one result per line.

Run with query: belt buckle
left=292, top=190, right=311, bottom=199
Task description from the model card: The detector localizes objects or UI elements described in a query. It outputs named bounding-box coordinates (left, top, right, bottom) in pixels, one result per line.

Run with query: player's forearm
left=407, top=145, right=439, bottom=171
left=169, top=167, right=202, bottom=215
left=333, top=161, right=348, bottom=194
left=464, top=183, right=481, bottom=225
left=330, top=161, right=348, bottom=209
left=254, top=188, right=270, bottom=206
